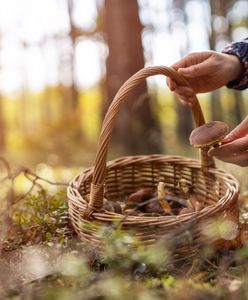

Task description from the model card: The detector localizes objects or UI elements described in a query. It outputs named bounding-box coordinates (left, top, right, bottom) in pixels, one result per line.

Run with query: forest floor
left=1, top=157, right=248, bottom=300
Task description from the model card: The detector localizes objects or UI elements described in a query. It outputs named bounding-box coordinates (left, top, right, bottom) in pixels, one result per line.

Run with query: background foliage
left=0, top=0, right=247, bottom=168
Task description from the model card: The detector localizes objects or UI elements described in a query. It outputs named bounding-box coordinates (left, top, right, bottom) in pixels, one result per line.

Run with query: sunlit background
left=1, top=0, right=247, bottom=94
left=0, top=0, right=248, bottom=186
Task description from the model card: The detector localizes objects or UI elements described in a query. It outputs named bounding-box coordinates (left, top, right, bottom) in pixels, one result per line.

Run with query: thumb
left=222, top=117, right=248, bottom=143
left=221, top=132, right=238, bottom=144
left=178, top=60, right=212, bottom=78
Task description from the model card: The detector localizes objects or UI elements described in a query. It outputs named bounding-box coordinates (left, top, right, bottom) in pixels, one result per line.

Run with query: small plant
left=5, top=190, right=71, bottom=250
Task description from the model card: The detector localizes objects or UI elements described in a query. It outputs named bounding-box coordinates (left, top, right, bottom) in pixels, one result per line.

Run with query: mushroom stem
left=157, top=182, right=171, bottom=212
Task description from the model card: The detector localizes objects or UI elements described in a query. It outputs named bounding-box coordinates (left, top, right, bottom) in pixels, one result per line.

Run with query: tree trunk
left=171, top=0, right=193, bottom=143
left=175, top=95, right=193, bottom=143
left=227, top=1, right=245, bottom=125
left=209, top=0, right=226, bottom=121
left=67, top=0, right=79, bottom=112
left=103, top=0, right=162, bottom=155
left=232, top=90, right=245, bottom=124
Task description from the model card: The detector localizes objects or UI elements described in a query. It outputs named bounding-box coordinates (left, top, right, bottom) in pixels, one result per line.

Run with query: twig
left=0, top=157, right=69, bottom=254
left=24, top=169, right=67, bottom=186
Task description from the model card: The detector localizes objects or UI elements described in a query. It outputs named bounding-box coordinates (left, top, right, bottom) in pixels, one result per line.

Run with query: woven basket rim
left=67, top=154, right=240, bottom=224
left=68, top=154, right=239, bottom=185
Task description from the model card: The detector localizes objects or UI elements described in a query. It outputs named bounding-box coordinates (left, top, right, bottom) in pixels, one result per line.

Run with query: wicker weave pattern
left=67, top=66, right=240, bottom=255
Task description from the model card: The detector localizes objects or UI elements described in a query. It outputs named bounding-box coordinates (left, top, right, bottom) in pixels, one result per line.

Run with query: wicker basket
left=68, top=66, right=240, bottom=257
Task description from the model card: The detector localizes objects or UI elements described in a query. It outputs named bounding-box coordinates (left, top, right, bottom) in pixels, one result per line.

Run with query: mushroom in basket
left=178, top=179, right=202, bottom=215
left=157, top=182, right=172, bottom=212
left=124, top=188, right=154, bottom=212
left=124, top=183, right=172, bottom=215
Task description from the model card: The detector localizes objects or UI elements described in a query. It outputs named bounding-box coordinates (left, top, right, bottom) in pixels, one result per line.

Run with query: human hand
left=208, top=116, right=248, bottom=167
left=167, top=51, right=243, bottom=105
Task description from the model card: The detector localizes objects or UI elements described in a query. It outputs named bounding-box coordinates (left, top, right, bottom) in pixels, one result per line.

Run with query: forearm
left=222, top=38, right=248, bottom=90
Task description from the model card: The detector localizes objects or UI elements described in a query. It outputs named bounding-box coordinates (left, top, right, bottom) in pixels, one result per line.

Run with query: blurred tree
left=19, top=42, right=30, bottom=135
left=227, top=0, right=246, bottom=124
left=171, top=0, right=193, bottom=143
left=67, top=0, right=79, bottom=113
left=232, top=90, right=245, bottom=123
left=55, top=0, right=93, bottom=134
left=208, top=0, right=246, bottom=124
left=209, top=0, right=226, bottom=121
left=51, top=0, right=82, bottom=133
left=103, top=0, right=162, bottom=155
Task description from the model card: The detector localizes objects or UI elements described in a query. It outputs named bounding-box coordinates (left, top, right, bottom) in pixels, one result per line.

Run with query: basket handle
left=85, top=66, right=214, bottom=217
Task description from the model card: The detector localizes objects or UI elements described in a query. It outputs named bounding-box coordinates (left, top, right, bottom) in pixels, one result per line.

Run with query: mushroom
left=178, top=197, right=202, bottom=215
left=178, top=178, right=191, bottom=195
left=157, top=182, right=171, bottom=212
left=145, top=201, right=166, bottom=214
left=179, top=207, right=194, bottom=215
left=177, top=179, right=202, bottom=215
left=187, top=194, right=202, bottom=212
left=124, top=188, right=154, bottom=211
left=189, top=121, right=229, bottom=149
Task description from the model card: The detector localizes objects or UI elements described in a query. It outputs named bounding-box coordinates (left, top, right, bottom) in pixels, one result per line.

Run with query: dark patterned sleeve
left=222, top=38, right=248, bottom=90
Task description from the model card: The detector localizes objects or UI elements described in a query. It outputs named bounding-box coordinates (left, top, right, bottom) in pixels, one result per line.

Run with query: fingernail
left=222, top=134, right=232, bottom=143
left=169, top=81, right=177, bottom=91
left=180, top=99, right=192, bottom=106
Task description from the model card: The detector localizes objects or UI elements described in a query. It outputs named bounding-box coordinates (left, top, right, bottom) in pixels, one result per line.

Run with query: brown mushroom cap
left=125, top=188, right=154, bottom=211
left=189, top=121, right=228, bottom=148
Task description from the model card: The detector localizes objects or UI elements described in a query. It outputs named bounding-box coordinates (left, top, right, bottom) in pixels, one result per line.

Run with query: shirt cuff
left=222, top=39, right=248, bottom=90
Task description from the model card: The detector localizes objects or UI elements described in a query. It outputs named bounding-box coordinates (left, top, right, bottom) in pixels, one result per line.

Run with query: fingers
left=173, top=86, right=195, bottom=97
left=166, top=77, right=177, bottom=91
left=173, top=86, right=195, bottom=104
left=209, top=136, right=248, bottom=157
left=171, top=51, right=212, bottom=70
left=222, top=116, right=248, bottom=143
left=208, top=135, right=248, bottom=167
left=177, top=98, right=193, bottom=106
left=167, top=51, right=215, bottom=103
left=178, top=59, right=214, bottom=78
left=172, top=52, right=213, bottom=78
left=166, top=78, right=195, bottom=105
left=209, top=151, right=248, bottom=167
